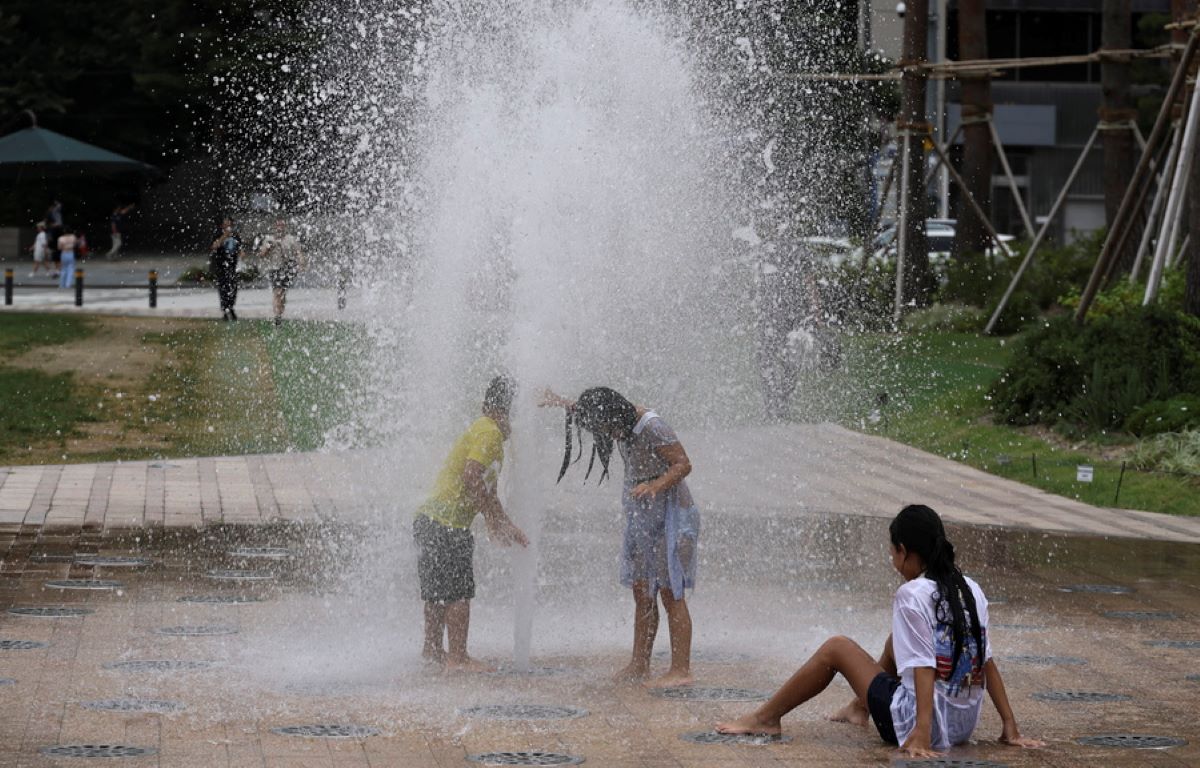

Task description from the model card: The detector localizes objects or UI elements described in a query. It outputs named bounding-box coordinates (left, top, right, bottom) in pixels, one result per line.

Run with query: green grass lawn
left=0, top=315, right=95, bottom=463
left=832, top=331, right=1200, bottom=516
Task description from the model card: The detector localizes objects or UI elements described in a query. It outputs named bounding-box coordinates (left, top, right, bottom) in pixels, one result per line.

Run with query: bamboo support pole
left=987, top=126, right=1101, bottom=335
left=1131, top=121, right=1181, bottom=282
left=1146, top=75, right=1200, bottom=305
left=929, top=140, right=1017, bottom=265
left=1076, top=29, right=1199, bottom=322
left=988, top=119, right=1037, bottom=238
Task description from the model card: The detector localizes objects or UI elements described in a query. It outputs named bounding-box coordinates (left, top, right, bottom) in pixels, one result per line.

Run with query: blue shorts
left=866, top=672, right=901, bottom=745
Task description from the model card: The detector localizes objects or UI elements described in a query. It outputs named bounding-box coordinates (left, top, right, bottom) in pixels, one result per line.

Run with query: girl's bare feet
left=829, top=699, right=870, bottom=726
left=445, top=656, right=495, bottom=673
left=714, top=711, right=782, bottom=736
left=613, top=663, right=650, bottom=683
left=645, top=670, right=694, bottom=688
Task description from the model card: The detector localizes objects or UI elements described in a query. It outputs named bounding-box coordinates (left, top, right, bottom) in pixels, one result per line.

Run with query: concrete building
left=866, top=0, right=1172, bottom=243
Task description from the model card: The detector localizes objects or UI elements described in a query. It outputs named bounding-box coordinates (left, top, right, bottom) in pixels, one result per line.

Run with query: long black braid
left=890, top=505, right=985, bottom=682
left=556, top=387, right=639, bottom=484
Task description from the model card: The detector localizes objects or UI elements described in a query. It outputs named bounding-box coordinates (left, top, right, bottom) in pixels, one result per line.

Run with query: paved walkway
left=2, top=423, right=1197, bottom=542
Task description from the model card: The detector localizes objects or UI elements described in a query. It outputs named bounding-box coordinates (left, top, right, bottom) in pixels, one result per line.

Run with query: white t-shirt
left=33, top=231, right=48, bottom=259
left=890, top=575, right=991, bottom=750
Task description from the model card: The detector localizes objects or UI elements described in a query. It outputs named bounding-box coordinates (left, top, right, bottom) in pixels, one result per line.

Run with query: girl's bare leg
left=646, top=587, right=693, bottom=688
left=422, top=601, right=447, bottom=663
left=716, top=636, right=883, bottom=735
left=615, top=582, right=657, bottom=681
left=445, top=600, right=492, bottom=672
left=831, top=634, right=894, bottom=726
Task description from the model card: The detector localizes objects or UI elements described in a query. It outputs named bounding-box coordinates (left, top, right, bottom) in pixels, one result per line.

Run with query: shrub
left=1129, top=429, right=1200, bottom=476
left=991, top=306, right=1200, bottom=430
left=902, top=302, right=985, bottom=333
left=1125, top=394, right=1200, bottom=436
left=1058, top=264, right=1187, bottom=319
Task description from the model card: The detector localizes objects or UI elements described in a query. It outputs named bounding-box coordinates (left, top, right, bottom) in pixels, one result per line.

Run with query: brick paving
left=0, top=424, right=1198, bottom=767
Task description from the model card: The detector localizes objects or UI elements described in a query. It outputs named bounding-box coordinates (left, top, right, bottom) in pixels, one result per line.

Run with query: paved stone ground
left=0, top=424, right=1198, bottom=767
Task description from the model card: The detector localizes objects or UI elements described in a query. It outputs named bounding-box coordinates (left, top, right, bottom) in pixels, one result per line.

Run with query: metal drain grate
left=229, top=547, right=294, bottom=559
left=897, top=761, right=1010, bottom=768
left=7, top=606, right=94, bottom=618
left=152, top=625, right=238, bottom=636
left=178, top=594, right=262, bottom=604
left=45, top=579, right=122, bottom=591
left=1145, top=640, right=1200, bottom=649
left=39, top=745, right=157, bottom=758
left=206, top=569, right=274, bottom=581
left=990, top=623, right=1047, bottom=631
left=1032, top=691, right=1131, bottom=703
left=1102, top=610, right=1177, bottom=620
left=652, top=687, right=768, bottom=702
left=0, top=678, right=14, bottom=685
left=1059, top=584, right=1132, bottom=594
left=1076, top=734, right=1187, bottom=749
left=458, top=705, right=588, bottom=721
left=466, top=752, right=584, bottom=766
left=80, top=699, right=185, bottom=713
left=0, top=639, right=47, bottom=650
left=31, top=553, right=76, bottom=563
left=73, top=555, right=153, bottom=567
left=270, top=724, right=380, bottom=738
left=1188, top=674, right=1200, bottom=682
left=679, top=731, right=791, bottom=745
left=1004, top=655, right=1087, bottom=666
left=103, top=660, right=214, bottom=672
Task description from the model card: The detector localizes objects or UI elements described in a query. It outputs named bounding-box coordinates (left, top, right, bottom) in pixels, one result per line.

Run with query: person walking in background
left=106, top=203, right=135, bottom=260
left=29, top=222, right=51, bottom=277
left=413, top=376, right=528, bottom=671
left=540, top=386, right=701, bottom=687
left=256, top=217, right=304, bottom=326
left=56, top=229, right=77, bottom=289
left=45, top=198, right=63, bottom=268
left=209, top=216, right=242, bottom=321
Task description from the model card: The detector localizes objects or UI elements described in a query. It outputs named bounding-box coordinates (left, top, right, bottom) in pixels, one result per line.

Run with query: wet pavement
left=1, top=507, right=1198, bottom=767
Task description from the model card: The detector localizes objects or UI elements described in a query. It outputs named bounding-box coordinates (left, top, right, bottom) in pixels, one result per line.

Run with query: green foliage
left=1129, top=430, right=1200, bottom=476
left=1059, top=265, right=1188, bottom=318
left=939, top=229, right=1103, bottom=335
left=991, top=306, right=1200, bottom=430
left=1125, top=395, right=1200, bottom=436
left=901, top=303, right=985, bottom=333
left=829, top=261, right=896, bottom=331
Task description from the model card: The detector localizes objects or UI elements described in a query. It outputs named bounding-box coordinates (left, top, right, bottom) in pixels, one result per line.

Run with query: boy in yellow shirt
left=414, top=376, right=528, bottom=671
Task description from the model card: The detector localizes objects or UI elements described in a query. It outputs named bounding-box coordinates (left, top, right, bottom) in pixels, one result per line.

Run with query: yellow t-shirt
left=417, top=416, right=504, bottom=529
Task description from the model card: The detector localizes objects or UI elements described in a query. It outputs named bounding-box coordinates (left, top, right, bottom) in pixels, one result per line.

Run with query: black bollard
left=74, top=269, right=84, bottom=307
left=4, top=269, right=12, bottom=306
left=149, top=270, right=158, bottom=309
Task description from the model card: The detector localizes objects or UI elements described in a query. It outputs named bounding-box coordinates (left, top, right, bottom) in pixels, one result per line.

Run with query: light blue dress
left=618, top=412, right=700, bottom=599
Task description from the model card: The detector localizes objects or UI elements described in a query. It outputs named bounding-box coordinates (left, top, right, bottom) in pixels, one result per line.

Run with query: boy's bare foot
left=445, top=656, right=495, bottom=673
left=829, top=699, right=870, bottom=727
left=422, top=647, right=447, bottom=665
left=645, top=670, right=694, bottom=688
left=714, top=712, right=782, bottom=736
left=613, top=663, right=650, bottom=683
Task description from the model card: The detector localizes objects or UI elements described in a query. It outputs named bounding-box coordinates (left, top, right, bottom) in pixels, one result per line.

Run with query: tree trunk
left=1102, top=0, right=1138, bottom=274
left=953, top=0, right=992, bottom=262
left=899, top=0, right=933, bottom=309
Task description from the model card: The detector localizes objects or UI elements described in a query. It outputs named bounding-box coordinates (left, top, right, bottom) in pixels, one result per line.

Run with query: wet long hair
left=890, top=504, right=985, bottom=679
left=557, top=387, right=639, bottom=483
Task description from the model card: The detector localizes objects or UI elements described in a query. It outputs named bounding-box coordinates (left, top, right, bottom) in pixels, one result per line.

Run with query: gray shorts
left=413, top=515, right=475, bottom=604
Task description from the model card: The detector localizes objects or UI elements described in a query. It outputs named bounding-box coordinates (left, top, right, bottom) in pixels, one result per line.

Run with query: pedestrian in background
left=45, top=198, right=63, bottom=267
left=29, top=222, right=51, bottom=277
left=256, top=217, right=304, bottom=325
left=106, top=203, right=135, bottom=260
left=210, top=216, right=242, bottom=321
left=57, top=229, right=77, bottom=289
